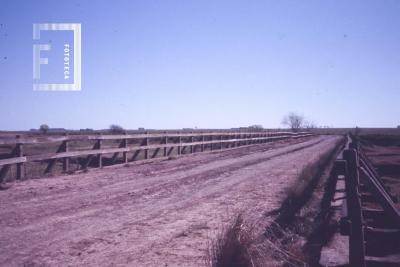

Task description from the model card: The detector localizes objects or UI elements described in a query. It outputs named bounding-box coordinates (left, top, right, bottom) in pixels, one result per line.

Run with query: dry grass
left=206, top=215, right=307, bottom=267
left=206, top=215, right=253, bottom=267
left=260, top=222, right=306, bottom=267
left=207, top=138, right=344, bottom=267
left=276, top=139, right=343, bottom=228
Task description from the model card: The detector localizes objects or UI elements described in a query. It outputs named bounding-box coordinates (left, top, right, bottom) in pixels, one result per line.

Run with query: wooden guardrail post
left=63, top=133, right=69, bottom=173
left=144, top=133, right=149, bottom=159
left=177, top=134, right=181, bottom=155
left=16, top=135, right=24, bottom=180
left=0, top=131, right=312, bottom=179
left=123, top=134, right=128, bottom=163
left=163, top=133, right=168, bottom=157
left=97, top=139, right=102, bottom=168
left=343, top=149, right=366, bottom=267
left=189, top=133, right=193, bottom=153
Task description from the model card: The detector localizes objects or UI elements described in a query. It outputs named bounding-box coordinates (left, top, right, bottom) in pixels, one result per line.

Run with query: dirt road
left=0, top=135, right=341, bottom=266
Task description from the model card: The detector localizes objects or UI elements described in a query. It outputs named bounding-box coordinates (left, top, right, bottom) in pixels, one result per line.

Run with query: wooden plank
left=365, top=254, right=400, bottom=266
left=0, top=156, right=27, bottom=166
left=16, top=136, right=24, bottom=179
left=163, top=135, right=168, bottom=157
left=0, top=131, right=312, bottom=145
left=144, top=136, right=149, bottom=160
left=177, top=136, right=181, bottom=155
left=0, top=136, right=71, bottom=145
left=190, top=135, right=194, bottom=153
left=19, top=134, right=312, bottom=163
left=111, top=139, right=126, bottom=163
left=63, top=136, right=69, bottom=173
left=359, top=150, right=379, bottom=178
left=343, top=149, right=366, bottom=267
left=123, top=138, right=128, bottom=163
left=131, top=149, right=141, bottom=161
left=45, top=140, right=67, bottom=174
left=83, top=140, right=101, bottom=169
left=167, top=147, right=174, bottom=156
left=98, top=139, right=102, bottom=168
left=152, top=148, right=161, bottom=159
left=359, top=167, right=400, bottom=225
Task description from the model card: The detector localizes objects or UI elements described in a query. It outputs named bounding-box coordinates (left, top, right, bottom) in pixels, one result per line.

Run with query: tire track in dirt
left=1, top=137, right=322, bottom=228
left=0, top=135, right=341, bottom=267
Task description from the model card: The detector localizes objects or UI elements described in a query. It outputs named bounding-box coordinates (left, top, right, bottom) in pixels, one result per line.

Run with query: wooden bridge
left=321, top=134, right=400, bottom=266
left=0, top=131, right=313, bottom=182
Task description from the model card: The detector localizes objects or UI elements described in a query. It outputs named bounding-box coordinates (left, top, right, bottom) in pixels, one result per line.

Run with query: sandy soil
left=0, top=135, right=341, bottom=267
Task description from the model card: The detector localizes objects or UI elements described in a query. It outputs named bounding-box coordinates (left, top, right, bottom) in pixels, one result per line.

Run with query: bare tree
left=39, top=124, right=49, bottom=134
left=304, top=120, right=317, bottom=130
left=282, top=112, right=304, bottom=132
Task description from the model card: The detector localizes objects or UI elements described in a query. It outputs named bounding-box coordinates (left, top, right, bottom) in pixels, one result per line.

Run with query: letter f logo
left=33, top=43, right=51, bottom=79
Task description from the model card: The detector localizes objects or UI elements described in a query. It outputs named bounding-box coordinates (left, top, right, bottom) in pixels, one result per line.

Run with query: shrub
left=109, top=124, right=124, bottom=134
left=206, top=215, right=252, bottom=267
left=39, top=124, right=49, bottom=134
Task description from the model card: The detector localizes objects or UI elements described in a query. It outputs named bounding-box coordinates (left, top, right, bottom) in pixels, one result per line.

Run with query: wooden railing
left=0, top=131, right=313, bottom=182
left=336, top=135, right=400, bottom=266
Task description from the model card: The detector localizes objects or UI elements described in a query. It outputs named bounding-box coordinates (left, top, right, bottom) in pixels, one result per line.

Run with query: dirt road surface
left=0, top=135, right=341, bottom=266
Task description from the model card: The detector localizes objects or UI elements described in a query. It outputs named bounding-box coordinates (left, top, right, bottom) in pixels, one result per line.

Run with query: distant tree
left=39, top=124, right=49, bottom=134
left=248, top=124, right=263, bottom=131
left=355, top=126, right=361, bottom=136
left=282, top=112, right=304, bottom=132
left=109, top=124, right=124, bottom=133
left=304, top=120, right=317, bottom=130
left=80, top=128, right=93, bottom=132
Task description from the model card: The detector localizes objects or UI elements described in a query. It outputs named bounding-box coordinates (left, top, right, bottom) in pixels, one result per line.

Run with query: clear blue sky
left=1, top=0, right=399, bottom=130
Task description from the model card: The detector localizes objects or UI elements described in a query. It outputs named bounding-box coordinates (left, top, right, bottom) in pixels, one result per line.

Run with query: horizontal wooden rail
left=24, top=134, right=312, bottom=162
left=0, top=131, right=308, bottom=145
left=0, top=131, right=314, bottom=182
left=0, top=157, right=27, bottom=167
left=338, top=134, right=400, bottom=266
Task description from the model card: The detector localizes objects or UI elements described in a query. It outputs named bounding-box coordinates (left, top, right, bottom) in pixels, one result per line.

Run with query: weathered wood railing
left=338, top=135, right=400, bottom=267
left=0, top=131, right=313, bottom=182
